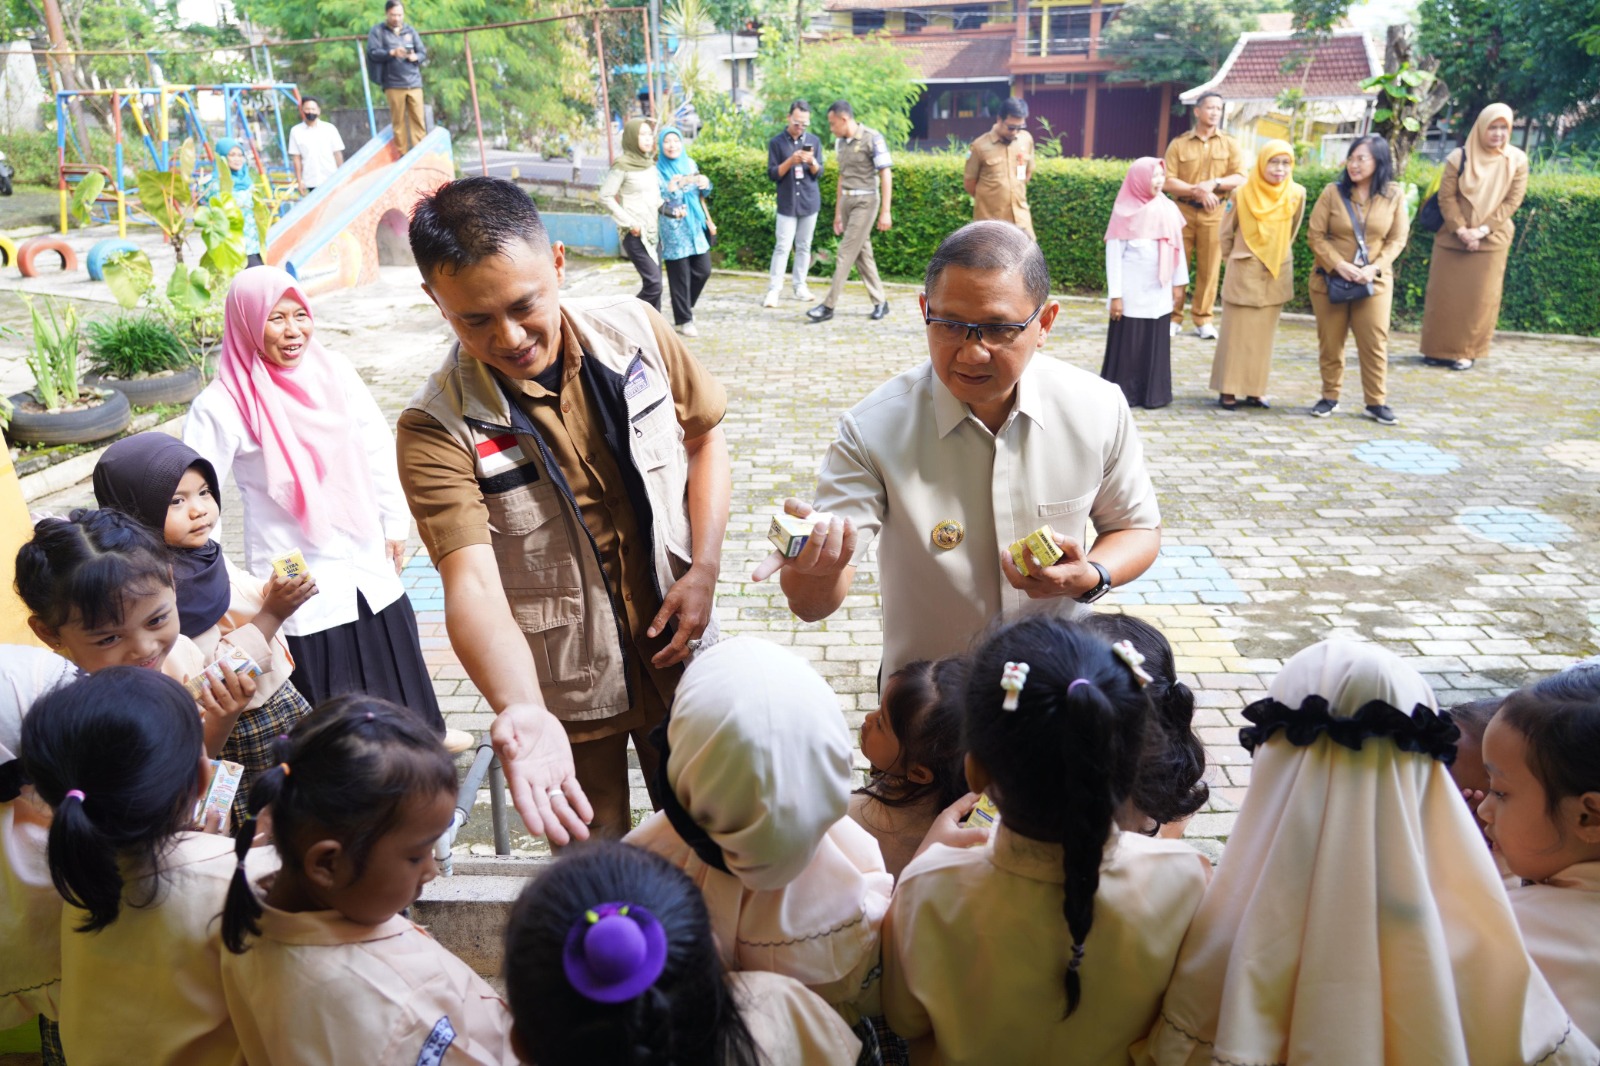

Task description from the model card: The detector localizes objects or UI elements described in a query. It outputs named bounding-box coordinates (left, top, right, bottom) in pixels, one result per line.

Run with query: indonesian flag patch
left=475, top=433, right=526, bottom=476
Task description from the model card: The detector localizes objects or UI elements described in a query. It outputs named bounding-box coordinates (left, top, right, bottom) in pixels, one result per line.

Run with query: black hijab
left=92, top=432, right=231, bottom=638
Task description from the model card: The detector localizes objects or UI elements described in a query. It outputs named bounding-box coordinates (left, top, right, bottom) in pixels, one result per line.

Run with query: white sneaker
left=793, top=285, right=815, bottom=302
left=1196, top=324, right=1218, bottom=340
left=1169, top=321, right=1182, bottom=338
left=676, top=321, right=699, bottom=337
left=762, top=290, right=780, bottom=308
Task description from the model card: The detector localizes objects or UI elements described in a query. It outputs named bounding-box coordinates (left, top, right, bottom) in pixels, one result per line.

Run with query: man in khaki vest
left=1164, top=91, right=1246, bottom=340
left=397, top=177, right=731, bottom=842
left=807, top=99, right=893, bottom=323
left=964, top=97, right=1034, bottom=239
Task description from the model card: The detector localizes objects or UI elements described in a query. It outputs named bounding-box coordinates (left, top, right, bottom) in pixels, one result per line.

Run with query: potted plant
left=5, top=295, right=131, bottom=446
left=83, top=313, right=203, bottom=406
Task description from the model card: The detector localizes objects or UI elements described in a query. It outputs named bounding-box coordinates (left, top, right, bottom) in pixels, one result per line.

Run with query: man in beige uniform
left=760, top=222, right=1161, bottom=685
left=397, top=177, right=730, bottom=843
left=963, top=97, right=1034, bottom=239
left=807, top=99, right=893, bottom=323
left=1164, top=91, right=1245, bottom=340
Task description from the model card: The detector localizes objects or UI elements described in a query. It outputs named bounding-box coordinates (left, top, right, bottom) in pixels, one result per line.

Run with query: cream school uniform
left=732, top=970, right=864, bottom=1065
left=0, top=646, right=79, bottom=1028
left=57, top=831, right=279, bottom=1066
left=221, top=889, right=516, bottom=1065
left=1510, top=862, right=1600, bottom=1046
left=884, top=826, right=1208, bottom=1066
left=184, top=352, right=409, bottom=639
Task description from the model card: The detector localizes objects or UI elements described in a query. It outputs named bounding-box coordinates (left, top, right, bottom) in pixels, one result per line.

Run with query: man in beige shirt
left=756, top=222, right=1161, bottom=683
left=964, top=97, right=1035, bottom=239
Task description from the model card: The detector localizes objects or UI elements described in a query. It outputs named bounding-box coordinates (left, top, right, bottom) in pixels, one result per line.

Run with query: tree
left=753, top=31, right=922, bottom=147
left=1100, top=0, right=1251, bottom=91
left=1361, top=23, right=1450, bottom=175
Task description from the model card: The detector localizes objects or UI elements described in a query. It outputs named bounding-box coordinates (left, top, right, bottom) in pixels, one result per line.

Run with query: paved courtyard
left=18, top=251, right=1600, bottom=856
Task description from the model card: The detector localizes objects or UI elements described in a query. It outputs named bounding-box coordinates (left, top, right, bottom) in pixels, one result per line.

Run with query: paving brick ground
left=20, top=254, right=1600, bottom=856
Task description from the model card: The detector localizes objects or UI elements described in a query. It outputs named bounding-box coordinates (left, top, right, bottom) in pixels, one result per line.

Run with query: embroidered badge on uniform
left=624, top=354, right=651, bottom=401
left=476, top=433, right=526, bottom=475
left=415, top=1017, right=456, bottom=1066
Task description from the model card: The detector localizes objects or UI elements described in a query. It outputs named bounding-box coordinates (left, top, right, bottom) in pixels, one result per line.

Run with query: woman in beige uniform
left=1307, top=134, right=1410, bottom=426
left=1210, top=139, right=1305, bottom=410
left=1420, top=103, right=1529, bottom=371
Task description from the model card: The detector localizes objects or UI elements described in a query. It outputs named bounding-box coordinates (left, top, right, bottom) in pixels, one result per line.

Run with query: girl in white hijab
left=1139, top=640, right=1598, bottom=1066
left=624, top=636, right=894, bottom=1019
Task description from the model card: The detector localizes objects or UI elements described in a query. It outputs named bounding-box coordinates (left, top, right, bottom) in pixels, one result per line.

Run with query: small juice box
left=193, top=759, right=245, bottom=834
left=962, top=793, right=1001, bottom=829
left=270, top=548, right=310, bottom=581
left=768, top=511, right=833, bottom=559
left=186, top=647, right=263, bottom=699
left=1009, top=525, right=1064, bottom=577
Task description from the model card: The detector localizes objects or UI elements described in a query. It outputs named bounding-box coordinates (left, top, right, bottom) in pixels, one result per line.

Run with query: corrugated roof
left=1181, top=29, right=1379, bottom=103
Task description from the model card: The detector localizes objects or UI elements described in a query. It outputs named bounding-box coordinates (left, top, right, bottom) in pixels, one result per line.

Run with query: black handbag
left=1323, top=187, right=1376, bottom=304
left=1416, top=155, right=1457, bottom=233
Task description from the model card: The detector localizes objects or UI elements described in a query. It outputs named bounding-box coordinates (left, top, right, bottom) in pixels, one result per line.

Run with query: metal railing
left=434, top=736, right=512, bottom=876
left=1017, top=35, right=1094, bottom=57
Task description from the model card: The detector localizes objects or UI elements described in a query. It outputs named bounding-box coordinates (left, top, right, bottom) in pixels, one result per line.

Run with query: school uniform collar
left=254, top=890, right=416, bottom=946
left=931, top=356, right=1049, bottom=438
left=987, top=824, right=1066, bottom=883
left=1530, top=860, right=1600, bottom=892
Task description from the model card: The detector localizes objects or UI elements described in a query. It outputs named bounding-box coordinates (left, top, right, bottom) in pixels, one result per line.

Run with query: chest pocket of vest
left=484, top=481, right=587, bottom=679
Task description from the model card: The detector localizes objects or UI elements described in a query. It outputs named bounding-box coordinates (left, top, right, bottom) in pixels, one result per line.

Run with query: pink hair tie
left=65, top=789, right=86, bottom=802
left=1067, top=679, right=1092, bottom=695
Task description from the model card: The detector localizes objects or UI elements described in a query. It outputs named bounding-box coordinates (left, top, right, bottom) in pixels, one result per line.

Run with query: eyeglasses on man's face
left=922, top=297, right=1046, bottom=348
left=1003, top=122, right=1026, bottom=134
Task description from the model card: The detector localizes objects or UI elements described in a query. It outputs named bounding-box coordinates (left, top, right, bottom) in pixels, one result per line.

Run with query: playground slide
left=265, top=124, right=454, bottom=296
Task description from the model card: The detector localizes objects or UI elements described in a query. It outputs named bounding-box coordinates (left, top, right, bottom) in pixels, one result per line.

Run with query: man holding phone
left=368, top=0, right=428, bottom=153
left=763, top=100, right=825, bottom=308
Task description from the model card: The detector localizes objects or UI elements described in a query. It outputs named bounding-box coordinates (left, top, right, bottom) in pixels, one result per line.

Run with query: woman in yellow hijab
left=1420, top=102, right=1529, bottom=370
left=1210, top=140, right=1305, bottom=409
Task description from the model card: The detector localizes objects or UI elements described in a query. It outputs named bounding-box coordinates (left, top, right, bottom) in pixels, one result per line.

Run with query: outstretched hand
left=492, top=703, right=594, bottom=846
left=751, top=498, right=856, bottom=583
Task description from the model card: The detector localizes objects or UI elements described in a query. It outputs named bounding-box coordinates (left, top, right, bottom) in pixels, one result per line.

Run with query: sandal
left=1218, top=395, right=1238, bottom=411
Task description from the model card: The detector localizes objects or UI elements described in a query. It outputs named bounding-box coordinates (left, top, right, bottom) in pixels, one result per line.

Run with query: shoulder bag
left=1415, top=153, right=1456, bottom=233
left=1323, top=187, right=1375, bottom=304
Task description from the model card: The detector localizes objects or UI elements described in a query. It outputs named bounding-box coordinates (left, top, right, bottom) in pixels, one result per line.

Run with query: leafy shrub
left=693, top=144, right=1600, bottom=336
left=86, top=315, right=191, bottom=379
left=2, top=128, right=117, bottom=188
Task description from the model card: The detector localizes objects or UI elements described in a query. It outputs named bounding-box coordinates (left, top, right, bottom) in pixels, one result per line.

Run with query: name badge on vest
left=475, top=431, right=541, bottom=493
left=624, top=354, right=651, bottom=401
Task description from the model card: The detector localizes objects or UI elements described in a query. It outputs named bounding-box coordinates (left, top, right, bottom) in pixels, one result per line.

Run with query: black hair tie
left=1238, top=696, right=1460, bottom=764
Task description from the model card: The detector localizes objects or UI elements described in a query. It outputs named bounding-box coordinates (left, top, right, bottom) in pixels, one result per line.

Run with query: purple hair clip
left=562, top=901, right=668, bottom=1004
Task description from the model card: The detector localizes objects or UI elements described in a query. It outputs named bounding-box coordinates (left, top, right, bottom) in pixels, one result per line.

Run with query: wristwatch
left=1076, top=561, right=1112, bottom=604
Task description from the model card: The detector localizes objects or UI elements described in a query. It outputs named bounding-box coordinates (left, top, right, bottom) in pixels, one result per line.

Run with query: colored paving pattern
left=1352, top=439, right=1461, bottom=475
left=1455, top=506, right=1575, bottom=552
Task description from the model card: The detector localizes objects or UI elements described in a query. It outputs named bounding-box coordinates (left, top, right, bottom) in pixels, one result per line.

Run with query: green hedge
left=694, top=144, right=1600, bottom=336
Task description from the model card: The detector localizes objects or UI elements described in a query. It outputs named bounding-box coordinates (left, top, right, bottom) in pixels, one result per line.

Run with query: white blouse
left=183, top=354, right=410, bottom=637
left=1106, top=239, right=1189, bottom=321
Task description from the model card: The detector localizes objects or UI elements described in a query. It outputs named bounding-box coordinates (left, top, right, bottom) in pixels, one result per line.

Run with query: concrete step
left=415, top=855, right=549, bottom=983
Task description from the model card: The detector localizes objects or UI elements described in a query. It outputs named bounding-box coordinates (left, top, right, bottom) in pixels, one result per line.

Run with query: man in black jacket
left=762, top=99, right=825, bottom=308
left=367, top=0, right=428, bottom=153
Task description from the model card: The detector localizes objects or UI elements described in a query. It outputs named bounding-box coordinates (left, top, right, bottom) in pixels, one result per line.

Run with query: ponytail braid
left=1056, top=677, right=1121, bottom=1016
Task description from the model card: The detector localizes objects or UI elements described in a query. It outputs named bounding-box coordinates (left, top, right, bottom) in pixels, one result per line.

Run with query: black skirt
left=284, top=591, right=445, bottom=733
left=1100, top=315, right=1173, bottom=409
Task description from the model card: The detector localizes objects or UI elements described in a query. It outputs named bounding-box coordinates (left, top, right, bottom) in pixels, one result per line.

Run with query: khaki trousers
left=1310, top=285, right=1392, bottom=406
left=825, top=193, right=886, bottom=308
left=1172, top=204, right=1223, bottom=327
left=564, top=655, right=670, bottom=839
left=385, top=87, right=426, bottom=154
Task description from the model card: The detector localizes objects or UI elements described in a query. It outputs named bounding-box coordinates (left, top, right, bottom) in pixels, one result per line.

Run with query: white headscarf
left=627, top=636, right=893, bottom=1009
left=1140, top=640, right=1597, bottom=1066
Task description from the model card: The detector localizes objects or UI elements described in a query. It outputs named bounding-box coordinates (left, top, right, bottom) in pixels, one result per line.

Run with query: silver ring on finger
left=685, top=638, right=703, bottom=653
left=547, top=786, right=564, bottom=801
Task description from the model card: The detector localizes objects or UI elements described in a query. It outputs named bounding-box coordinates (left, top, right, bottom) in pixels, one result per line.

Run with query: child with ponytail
left=219, top=695, right=515, bottom=1064
left=16, top=508, right=258, bottom=756
left=881, top=615, right=1209, bottom=1065
left=21, top=666, right=274, bottom=1065
left=504, top=840, right=862, bottom=1066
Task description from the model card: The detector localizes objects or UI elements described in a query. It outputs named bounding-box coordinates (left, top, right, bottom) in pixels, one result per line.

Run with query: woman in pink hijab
left=1099, top=157, right=1188, bottom=409
left=183, top=266, right=455, bottom=743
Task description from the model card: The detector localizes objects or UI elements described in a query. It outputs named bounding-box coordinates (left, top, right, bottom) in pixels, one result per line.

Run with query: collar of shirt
left=930, top=355, right=1049, bottom=438
left=1538, top=860, right=1600, bottom=892
left=987, top=824, right=1069, bottom=883
left=462, top=309, right=586, bottom=416
left=254, top=887, right=414, bottom=946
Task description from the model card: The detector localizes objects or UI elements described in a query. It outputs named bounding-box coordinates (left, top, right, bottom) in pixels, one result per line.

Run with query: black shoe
left=1422, top=356, right=1452, bottom=367
left=1244, top=396, right=1271, bottom=409
left=1217, top=395, right=1239, bottom=411
left=869, top=302, right=890, bottom=321
left=806, top=304, right=834, bottom=323
left=1310, top=399, right=1338, bottom=418
left=1365, top=404, right=1398, bottom=425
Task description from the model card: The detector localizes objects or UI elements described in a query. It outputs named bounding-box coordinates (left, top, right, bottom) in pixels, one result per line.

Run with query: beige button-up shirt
left=812, top=356, right=1160, bottom=684
left=965, top=128, right=1035, bottom=236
